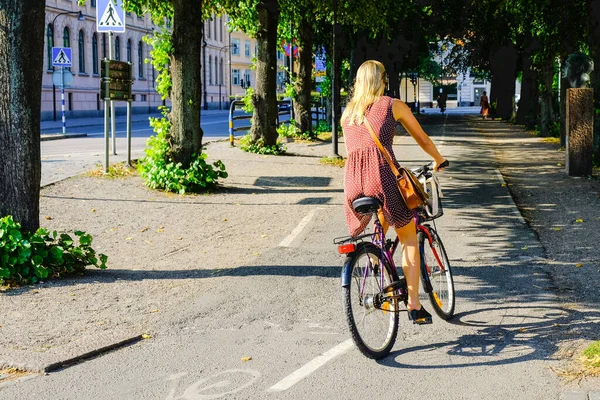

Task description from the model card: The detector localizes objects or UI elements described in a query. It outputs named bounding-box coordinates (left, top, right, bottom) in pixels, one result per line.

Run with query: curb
left=41, top=133, right=87, bottom=142
left=43, top=334, right=144, bottom=373
left=0, top=334, right=144, bottom=375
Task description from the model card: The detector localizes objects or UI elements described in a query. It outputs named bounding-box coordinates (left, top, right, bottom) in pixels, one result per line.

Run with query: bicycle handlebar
left=411, top=160, right=449, bottom=177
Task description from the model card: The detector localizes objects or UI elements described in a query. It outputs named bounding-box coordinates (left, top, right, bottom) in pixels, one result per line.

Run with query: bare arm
left=392, top=99, right=447, bottom=171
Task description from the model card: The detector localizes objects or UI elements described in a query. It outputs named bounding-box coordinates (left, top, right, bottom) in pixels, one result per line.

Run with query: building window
left=208, top=56, right=212, bottom=85
left=115, top=36, right=120, bottom=61
left=219, top=58, right=223, bottom=85
left=63, top=27, right=70, bottom=70
left=92, top=34, right=98, bottom=74
left=232, top=69, right=240, bottom=85
left=102, top=33, right=107, bottom=58
left=207, top=19, right=211, bottom=39
left=138, top=41, right=144, bottom=77
left=214, top=16, right=217, bottom=40
left=141, top=94, right=147, bottom=101
left=277, top=50, right=283, bottom=60
left=91, top=0, right=96, bottom=6
left=245, top=70, right=251, bottom=88
left=126, top=39, right=132, bottom=62
left=78, top=30, right=85, bottom=72
left=47, top=24, right=53, bottom=71
left=219, top=17, right=223, bottom=41
left=245, top=41, right=250, bottom=57
left=63, top=27, right=70, bottom=47
left=231, top=39, right=240, bottom=55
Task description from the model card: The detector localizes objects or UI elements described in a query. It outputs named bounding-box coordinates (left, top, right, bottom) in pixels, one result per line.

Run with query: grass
left=320, top=156, right=345, bottom=168
left=87, top=161, right=137, bottom=178
left=541, top=137, right=560, bottom=145
left=581, top=341, right=600, bottom=374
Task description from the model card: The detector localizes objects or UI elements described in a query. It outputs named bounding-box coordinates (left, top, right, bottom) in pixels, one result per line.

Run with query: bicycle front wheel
left=343, top=243, right=399, bottom=359
left=419, top=228, right=455, bottom=320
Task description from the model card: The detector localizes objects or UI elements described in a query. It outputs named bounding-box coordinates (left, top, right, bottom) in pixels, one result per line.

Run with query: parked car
left=278, top=98, right=292, bottom=112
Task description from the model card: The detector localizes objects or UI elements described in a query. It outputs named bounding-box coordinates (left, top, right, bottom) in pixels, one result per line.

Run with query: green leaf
left=79, top=234, right=93, bottom=246
left=60, top=234, right=74, bottom=247
left=31, top=255, right=44, bottom=266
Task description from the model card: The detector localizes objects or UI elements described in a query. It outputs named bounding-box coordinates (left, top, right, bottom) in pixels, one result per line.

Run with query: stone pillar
left=566, top=88, right=594, bottom=176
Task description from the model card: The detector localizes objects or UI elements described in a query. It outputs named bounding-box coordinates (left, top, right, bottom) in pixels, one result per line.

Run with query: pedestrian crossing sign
left=97, top=0, right=126, bottom=33
left=52, top=47, right=72, bottom=67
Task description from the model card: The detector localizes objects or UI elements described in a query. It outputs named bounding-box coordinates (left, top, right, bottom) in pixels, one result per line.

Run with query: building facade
left=228, top=29, right=288, bottom=100
left=43, top=1, right=162, bottom=121
left=201, top=14, right=230, bottom=109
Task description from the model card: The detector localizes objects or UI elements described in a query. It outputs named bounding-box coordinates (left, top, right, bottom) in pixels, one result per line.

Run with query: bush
left=0, top=216, right=107, bottom=286
left=239, top=133, right=286, bottom=155
left=137, top=114, right=228, bottom=194
left=277, top=119, right=317, bottom=141
left=315, top=121, right=332, bottom=133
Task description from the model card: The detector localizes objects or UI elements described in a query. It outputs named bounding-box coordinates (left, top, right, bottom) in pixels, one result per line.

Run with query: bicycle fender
left=341, top=255, right=353, bottom=288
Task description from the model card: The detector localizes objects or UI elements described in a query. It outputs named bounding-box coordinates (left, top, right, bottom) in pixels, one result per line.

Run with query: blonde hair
left=341, top=60, right=387, bottom=126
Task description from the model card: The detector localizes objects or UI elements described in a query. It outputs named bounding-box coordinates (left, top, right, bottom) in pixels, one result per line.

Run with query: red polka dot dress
left=343, top=96, right=413, bottom=237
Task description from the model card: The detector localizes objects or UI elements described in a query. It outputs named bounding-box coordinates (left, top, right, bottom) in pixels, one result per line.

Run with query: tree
left=0, top=0, right=45, bottom=232
left=127, top=0, right=206, bottom=167
left=222, top=0, right=280, bottom=147
left=168, top=0, right=203, bottom=165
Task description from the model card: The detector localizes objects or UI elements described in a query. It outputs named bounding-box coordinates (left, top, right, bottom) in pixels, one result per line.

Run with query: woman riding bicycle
left=342, top=60, right=447, bottom=325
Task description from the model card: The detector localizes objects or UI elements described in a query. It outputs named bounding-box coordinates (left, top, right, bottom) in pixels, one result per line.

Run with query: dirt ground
left=0, top=139, right=346, bottom=372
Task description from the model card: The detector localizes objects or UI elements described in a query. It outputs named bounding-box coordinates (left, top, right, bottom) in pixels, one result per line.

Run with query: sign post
left=97, top=0, right=126, bottom=172
left=52, top=47, right=72, bottom=134
left=100, top=59, right=133, bottom=172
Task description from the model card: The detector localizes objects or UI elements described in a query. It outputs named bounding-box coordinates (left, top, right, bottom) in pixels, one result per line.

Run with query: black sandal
left=408, top=306, right=433, bottom=325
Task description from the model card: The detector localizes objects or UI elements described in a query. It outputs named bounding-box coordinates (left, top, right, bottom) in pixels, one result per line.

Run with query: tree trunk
left=515, top=48, right=539, bottom=129
left=538, top=56, right=555, bottom=137
left=489, top=42, right=517, bottom=120
left=559, top=55, right=568, bottom=147
left=293, top=14, right=314, bottom=135
left=169, top=0, right=203, bottom=168
left=588, top=0, right=600, bottom=157
left=0, top=0, right=45, bottom=232
left=251, top=0, right=280, bottom=146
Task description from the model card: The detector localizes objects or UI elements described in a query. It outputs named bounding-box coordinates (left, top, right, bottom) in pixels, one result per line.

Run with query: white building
left=43, top=1, right=162, bottom=121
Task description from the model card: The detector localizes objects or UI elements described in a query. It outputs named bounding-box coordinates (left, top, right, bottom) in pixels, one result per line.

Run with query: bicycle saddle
left=352, top=197, right=382, bottom=215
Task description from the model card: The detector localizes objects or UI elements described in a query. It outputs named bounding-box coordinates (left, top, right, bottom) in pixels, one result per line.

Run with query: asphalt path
left=9, top=113, right=571, bottom=399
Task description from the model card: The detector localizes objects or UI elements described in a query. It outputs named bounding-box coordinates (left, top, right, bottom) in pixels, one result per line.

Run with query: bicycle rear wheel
left=343, top=243, right=399, bottom=359
left=418, top=227, right=455, bottom=320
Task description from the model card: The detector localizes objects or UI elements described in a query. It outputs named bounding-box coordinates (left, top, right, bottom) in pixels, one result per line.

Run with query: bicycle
left=335, top=161, right=455, bottom=359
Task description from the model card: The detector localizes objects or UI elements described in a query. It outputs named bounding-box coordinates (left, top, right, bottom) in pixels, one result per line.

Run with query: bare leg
left=377, top=210, right=421, bottom=310
left=393, top=219, right=422, bottom=310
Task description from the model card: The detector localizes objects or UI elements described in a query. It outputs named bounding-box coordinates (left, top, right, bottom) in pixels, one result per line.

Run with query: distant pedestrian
left=437, top=89, right=447, bottom=113
left=480, top=91, right=490, bottom=120
left=341, top=60, right=448, bottom=325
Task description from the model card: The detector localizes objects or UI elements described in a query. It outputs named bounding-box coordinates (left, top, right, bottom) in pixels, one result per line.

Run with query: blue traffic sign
left=52, top=47, right=72, bottom=67
left=97, top=0, right=126, bottom=33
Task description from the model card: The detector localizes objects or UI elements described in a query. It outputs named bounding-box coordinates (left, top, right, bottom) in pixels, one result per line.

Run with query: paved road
left=6, top=114, right=574, bottom=399
left=40, top=110, right=271, bottom=186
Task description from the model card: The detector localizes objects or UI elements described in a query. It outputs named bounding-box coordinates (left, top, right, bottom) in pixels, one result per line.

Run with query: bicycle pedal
left=383, top=278, right=407, bottom=293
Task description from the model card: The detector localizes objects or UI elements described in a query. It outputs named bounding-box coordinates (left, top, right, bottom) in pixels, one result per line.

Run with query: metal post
left=61, top=68, right=66, bottom=134
left=109, top=31, right=116, bottom=155
left=104, top=59, right=110, bottom=173
left=127, top=61, right=133, bottom=166
left=289, top=22, right=294, bottom=121
left=331, top=0, right=339, bottom=157
left=127, top=99, right=132, bottom=166
left=228, top=100, right=235, bottom=146
left=105, top=98, right=110, bottom=173
left=53, top=84, right=57, bottom=121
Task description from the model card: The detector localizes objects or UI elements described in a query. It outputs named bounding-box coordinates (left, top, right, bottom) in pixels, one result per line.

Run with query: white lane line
left=267, top=339, right=353, bottom=392
left=278, top=208, right=320, bottom=247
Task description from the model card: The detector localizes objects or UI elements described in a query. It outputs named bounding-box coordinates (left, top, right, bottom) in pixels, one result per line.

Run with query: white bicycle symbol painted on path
left=165, top=369, right=261, bottom=400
